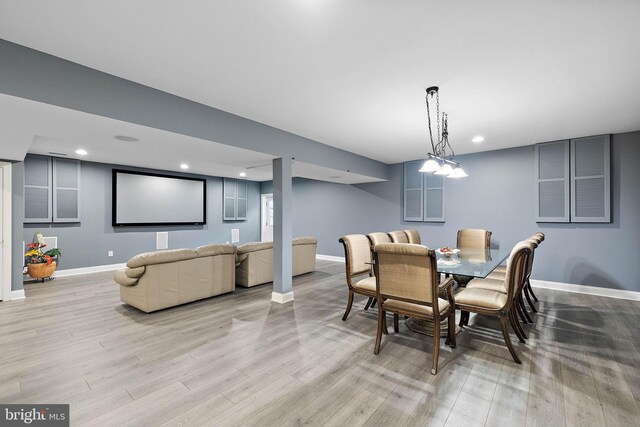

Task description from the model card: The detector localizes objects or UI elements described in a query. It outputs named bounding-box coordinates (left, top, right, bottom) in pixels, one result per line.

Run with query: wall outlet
left=231, top=228, right=240, bottom=243
left=108, top=251, right=113, bottom=257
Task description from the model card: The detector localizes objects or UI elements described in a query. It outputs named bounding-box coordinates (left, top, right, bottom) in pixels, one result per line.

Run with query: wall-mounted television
left=112, top=169, right=206, bottom=226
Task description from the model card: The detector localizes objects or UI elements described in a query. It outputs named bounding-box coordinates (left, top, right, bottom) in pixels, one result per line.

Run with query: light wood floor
left=1, top=260, right=639, bottom=426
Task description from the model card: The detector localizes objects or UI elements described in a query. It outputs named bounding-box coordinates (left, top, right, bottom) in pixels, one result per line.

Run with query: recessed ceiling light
left=115, top=135, right=139, bottom=142
left=75, top=149, right=88, bottom=156
left=180, top=163, right=189, bottom=170
left=239, top=172, right=247, bottom=177
left=472, top=136, right=485, bottom=143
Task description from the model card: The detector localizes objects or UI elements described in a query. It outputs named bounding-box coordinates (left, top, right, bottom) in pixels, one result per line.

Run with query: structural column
left=272, top=157, right=293, bottom=303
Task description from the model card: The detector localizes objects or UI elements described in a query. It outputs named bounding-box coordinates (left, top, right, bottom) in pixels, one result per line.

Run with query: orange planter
left=27, top=261, right=56, bottom=279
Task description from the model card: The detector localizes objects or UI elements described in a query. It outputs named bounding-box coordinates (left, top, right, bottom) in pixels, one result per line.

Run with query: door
left=261, top=193, right=274, bottom=242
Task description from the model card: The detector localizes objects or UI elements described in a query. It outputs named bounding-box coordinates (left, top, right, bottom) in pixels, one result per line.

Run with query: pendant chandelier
left=419, top=86, right=468, bottom=178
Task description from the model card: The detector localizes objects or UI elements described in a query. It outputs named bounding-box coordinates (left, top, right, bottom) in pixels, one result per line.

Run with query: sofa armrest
left=114, top=269, right=139, bottom=287
left=125, top=266, right=145, bottom=278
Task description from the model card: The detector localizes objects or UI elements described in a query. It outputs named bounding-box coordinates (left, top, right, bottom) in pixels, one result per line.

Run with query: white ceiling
left=1, top=1, right=640, bottom=164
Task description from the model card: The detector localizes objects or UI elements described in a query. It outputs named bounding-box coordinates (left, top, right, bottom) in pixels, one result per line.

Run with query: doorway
left=261, top=193, right=274, bottom=242
left=0, top=162, right=12, bottom=301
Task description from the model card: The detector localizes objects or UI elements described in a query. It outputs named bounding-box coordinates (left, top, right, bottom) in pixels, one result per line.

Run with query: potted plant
left=24, top=231, right=62, bottom=280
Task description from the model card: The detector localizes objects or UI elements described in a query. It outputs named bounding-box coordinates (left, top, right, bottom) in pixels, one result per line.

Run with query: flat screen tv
left=112, top=169, right=206, bottom=226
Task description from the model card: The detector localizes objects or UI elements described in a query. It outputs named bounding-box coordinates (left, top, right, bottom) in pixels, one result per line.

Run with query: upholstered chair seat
left=353, top=276, right=377, bottom=293
left=465, top=277, right=508, bottom=294
left=454, top=288, right=508, bottom=310
left=383, top=298, right=450, bottom=318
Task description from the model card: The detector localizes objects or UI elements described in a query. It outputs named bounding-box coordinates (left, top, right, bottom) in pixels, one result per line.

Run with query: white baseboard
left=271, top=291, right=294, bottom=304
left=530, top=279, right=640, bottom=302
left=316, top=254, right=345, bottom=263
left=54, top=263, right=126, bottom=278
left=10, top=289, right=25, bottom=300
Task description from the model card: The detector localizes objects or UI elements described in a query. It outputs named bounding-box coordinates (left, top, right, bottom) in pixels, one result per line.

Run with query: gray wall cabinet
left=403, top=161, right=445, bottom=222
left=24, top=155, right=81, bottom=223
left=223, top=178, right=248, bottom=221
left=535, top=135, right=610, bottom=223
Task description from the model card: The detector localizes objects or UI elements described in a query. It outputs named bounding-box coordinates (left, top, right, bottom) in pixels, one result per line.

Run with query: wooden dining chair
left=372, top=243, right=456, bottom=375
left=487, top=232, right=544, bottom=313
left=456, top=229, right=491, bottom=249
left=388, top=230, right=409, bottom=243
left=403, top=229, right=422, bottom=244
left=465, top=238, right=538, bottom=340
left=453, top=229, right=492, bottom=286
left=367, top=232, right=392, bottom=248
left=454, top=241, right=531, bottom=363
left=338, top=234, right=378, bottom=321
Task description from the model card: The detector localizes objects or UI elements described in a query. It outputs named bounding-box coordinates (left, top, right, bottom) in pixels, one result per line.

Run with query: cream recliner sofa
left=235, top=237, right=317, bottom=287
left=114, top=243, right=237, bottom=313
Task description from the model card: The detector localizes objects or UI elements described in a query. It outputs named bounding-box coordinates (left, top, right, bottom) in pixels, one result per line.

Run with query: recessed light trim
left=472, top=136, right=485, bottom=143
left=75, top=149, right=88, bottom=156
left=180, top=163, right=189, bottom=170
left=239, top=172, right=247, bottom=177
left=115, top=135, right=139, bottom=142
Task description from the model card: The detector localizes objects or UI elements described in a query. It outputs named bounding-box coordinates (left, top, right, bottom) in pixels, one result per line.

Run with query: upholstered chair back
left=503, top=241, right=532, bottom=304
left=373, top=243, right=438, bottom=306
left=456, top=229, right=491, bottom=249
left=367, top=232, right=392, bottom=249
left=339, top=234, right=372, bottom=277
left=388, top=230, right=410, bottom=244
left=403, top=229, right=421, bottom=244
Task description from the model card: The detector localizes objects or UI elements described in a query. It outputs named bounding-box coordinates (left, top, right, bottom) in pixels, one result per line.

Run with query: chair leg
left=516, top=299, right=528, bottom=324
left=523, top=286, right=538, bottom=313
left=527, top=279, right=539, bottom=302
left=374, top=304, right=384, bottom=355
left=431, top=317, right=441, bottom=375
left=499, top=315, right=521, bottom=364
left=364, top=297, right=373, bottom=311
left=382, top=310, right=388, bottom=335
left=458, top=310, right=469, bottom=327
left=342, top=290, right=354, bottom=321
left=509, top=307, right=527, bottom=342
left=448, top=312, right=457, bottom=348
left=370, top=299, right=377, bottom=308
left=519, top=295, right=533, bottom=323
left=393, top=313, right=399, bottom=333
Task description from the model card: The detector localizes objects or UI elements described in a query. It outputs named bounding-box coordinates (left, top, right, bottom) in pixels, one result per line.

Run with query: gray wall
left=262, top=131, right=640, bottom=291
left=21, top=160, right=260, bottom=276
left=11, top=162, right=24, bottom=291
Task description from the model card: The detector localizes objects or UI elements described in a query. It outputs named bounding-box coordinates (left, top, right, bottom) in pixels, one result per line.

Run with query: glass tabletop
left=435, top=246, right=511, bottom=278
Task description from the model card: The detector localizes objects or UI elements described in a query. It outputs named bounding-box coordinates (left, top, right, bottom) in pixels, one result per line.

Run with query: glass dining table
left=405, top=246, right=512, bottom=337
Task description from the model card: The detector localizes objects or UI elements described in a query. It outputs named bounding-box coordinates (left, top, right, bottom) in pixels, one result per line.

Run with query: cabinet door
left=235, top=179, right=248, bottom=220
left=223, top=178, right=237, bottom=221
left=535, top=141, right=570, bottom=222
left=424, top=173, right=445, bottom=222
left=24, top=155, right=52, bottom=223
left=571, top=135, right=610, bottom=222
left=52, top=158, right=81, bottom=222
left=403, top=161, right=423, bottom=221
